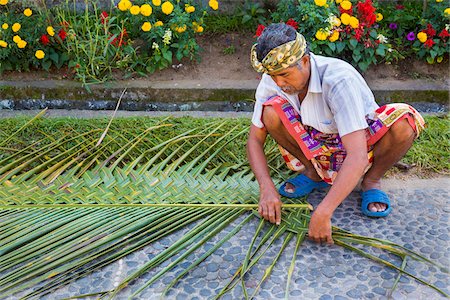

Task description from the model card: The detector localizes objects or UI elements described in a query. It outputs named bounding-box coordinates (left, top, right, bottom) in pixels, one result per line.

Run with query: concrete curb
left=0, top=79, right=448, bottom=112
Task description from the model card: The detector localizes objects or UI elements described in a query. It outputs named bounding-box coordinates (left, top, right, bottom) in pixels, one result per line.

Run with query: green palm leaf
left=0, top=112, right=448, bottom=299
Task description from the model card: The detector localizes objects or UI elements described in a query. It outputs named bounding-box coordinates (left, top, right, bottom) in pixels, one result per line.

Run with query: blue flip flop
left=360, top=189, right=392, bottom=217
left=279, top=174, right=329, bottom=198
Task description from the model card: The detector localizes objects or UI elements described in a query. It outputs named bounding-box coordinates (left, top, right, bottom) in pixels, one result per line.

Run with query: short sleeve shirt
left=251, top=53, right=379, bottom=137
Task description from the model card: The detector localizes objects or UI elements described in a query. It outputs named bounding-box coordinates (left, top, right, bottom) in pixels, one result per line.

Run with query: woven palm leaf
left=0, top=112, right=447, bottom=299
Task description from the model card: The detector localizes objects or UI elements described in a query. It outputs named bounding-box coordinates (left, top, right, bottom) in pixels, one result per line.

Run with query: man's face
left=269, top=55, right=310, bottom=95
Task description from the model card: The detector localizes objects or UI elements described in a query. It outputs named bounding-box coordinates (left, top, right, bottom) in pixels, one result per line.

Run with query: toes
left=285, top=183, right=294, bottom=193
left=368, top=203, right=378, bottom=212
left=368, top=203, right=388, bottom=212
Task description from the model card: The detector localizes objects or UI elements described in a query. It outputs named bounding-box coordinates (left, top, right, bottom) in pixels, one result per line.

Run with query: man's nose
left=273, top=76, right=285, bottom=87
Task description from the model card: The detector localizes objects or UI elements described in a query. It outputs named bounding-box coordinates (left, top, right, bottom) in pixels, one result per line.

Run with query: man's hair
left=255, top=23, right=309, bottom=61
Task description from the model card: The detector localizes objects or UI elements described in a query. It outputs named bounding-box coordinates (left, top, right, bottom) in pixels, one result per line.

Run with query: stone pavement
left=6, top=178, right=449, bottom=300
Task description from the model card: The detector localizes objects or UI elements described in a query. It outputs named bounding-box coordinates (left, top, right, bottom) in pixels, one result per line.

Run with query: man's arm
left=308, top=129, right=369, bottom=244
left=247, top=124, right=282, bottom=225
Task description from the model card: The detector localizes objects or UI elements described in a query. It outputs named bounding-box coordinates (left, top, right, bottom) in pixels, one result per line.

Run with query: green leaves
left=0, top=113, right=448, bottom=298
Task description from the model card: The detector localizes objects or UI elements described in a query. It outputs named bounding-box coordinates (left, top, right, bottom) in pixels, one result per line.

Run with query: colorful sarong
left=263, top=96, right=426, bottom=184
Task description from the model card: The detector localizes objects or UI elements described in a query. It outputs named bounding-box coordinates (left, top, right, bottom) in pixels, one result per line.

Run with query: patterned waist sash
left=263, top=96, right=425, bottom=184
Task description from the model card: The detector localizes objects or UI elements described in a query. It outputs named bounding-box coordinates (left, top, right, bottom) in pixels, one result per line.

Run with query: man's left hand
left=308, top=210, right=333, bottom=244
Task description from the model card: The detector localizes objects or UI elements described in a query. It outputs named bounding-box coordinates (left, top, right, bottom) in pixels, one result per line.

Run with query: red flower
left=254, top=24, right=266, bottom=37
left=286, top=18, right=298, bottom=31
left=353, top=27, right=364, bottom=41
left=40, top=34, right=50, bottom=46
left=357, top=0, right=376, bottom=28
left=424, top=24, right=436, bottom=37
left=100, top=11, right=109, bottom=24
left=395, top=5, right=404, bottom=10
left=58, top=29, right=67, bottom=41
left=424, top=39, right=435, bottom=49
left=111, top=29, right=128, bottom=47
left=438, top=29, right=450, bottom=38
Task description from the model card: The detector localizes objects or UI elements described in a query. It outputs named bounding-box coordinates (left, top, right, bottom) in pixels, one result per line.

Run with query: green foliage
left=0, top=0, right=215, bottom=83
left=269, top=0, right=449, bottom=71
left=0, top=114, right=448, bottom=175
left=0, top=2, right=68, bottom=73
left=222, top=44, right=235, bottom=54
left=236, top=1, right=267, bottom=28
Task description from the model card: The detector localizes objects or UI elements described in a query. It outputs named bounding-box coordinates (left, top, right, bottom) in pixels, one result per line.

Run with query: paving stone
left=347, top=288, right=364, bottom=298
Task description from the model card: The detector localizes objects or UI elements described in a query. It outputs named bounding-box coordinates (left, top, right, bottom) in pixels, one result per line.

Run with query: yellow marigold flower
left=331, top=16, right=341, bottom=26
left=185, top=5, right=195, bottom=13
left=0, top=0, right=8, bottom=5
left=0, top=40, right=7, bottom=47
left=24, top=8, right=33, bottom=17
left=118, top=0, right=132, bottom=11
left=161, top=1, right=174, bottom=15
left=152, top=0, right=161, bottom=6
left=417, top=32, right=427, bottom=43
left=335, top=0, right=343, bottom=3
left=154, top=21, right=163, bottom=27
left=376, top=13, right=383, bottom=21
left=35, top=50, right=45, bottom=59
left=2, top=23, right=8, bottom=30
left=315, top=29, right=329, bottom=40
left=12, top=23, right=21, bottom=32
left=340, top=13, right=350, bottom=25
left=13, top=35, right=21, bottom=43
left=142, top=22, right=152, bottom=32
left=175, top=25, right=187, bottom=33
left=130, top=5, right=140, bottom=15
left=195, top=26, right=204, bottom=33
left=314, top=0, right=326, bottom=7
left=140, top=4, right=152, bottom=16
left=445, top=8, right=450, bottom=15
left=329, top=30, right=339, bottom=42
left=340, top=0, right=352, bottom=10
left=349, top=16, right=359, bottom=28
left=209, top=0, right=219, bottom=10
left=17, top=40, right=27, bottom=48
left=47, top=26, right=55, bottom=36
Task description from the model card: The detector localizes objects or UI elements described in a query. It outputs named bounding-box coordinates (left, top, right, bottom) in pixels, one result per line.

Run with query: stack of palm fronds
left=0, top=110, right=448, bottom=299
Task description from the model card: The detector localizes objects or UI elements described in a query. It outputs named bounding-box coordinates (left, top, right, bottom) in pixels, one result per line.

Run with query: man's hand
left=308, top=209, right=333, bottom=244
left=258, top=187, right=282, bottom=225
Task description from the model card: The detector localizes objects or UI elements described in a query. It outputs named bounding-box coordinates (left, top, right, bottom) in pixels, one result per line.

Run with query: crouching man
left=246, top=23, right=425, bottom=244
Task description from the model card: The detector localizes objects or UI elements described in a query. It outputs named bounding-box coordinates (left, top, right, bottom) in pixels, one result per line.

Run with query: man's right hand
left=258, top=187, right=282, bottom=225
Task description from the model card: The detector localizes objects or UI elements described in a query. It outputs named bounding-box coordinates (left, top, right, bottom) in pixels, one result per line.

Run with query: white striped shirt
left=251, top=53, right=379, bottom=137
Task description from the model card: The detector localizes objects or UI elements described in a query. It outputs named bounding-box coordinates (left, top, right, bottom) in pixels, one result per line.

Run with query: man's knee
left=261, top=106, right=282, bottom=131
left=389, top=118, right=416, bottom=145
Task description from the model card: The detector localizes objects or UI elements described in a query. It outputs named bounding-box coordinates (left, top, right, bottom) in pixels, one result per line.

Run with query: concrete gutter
left=0, top=78, right=448, bottom=112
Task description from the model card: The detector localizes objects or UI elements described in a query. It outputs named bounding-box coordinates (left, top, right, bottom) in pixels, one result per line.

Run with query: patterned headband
left=250, top=32, right=307, bottom=74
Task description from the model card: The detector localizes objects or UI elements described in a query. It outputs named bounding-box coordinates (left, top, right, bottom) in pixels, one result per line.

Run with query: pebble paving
left=6, top=185, right=449, bottom=300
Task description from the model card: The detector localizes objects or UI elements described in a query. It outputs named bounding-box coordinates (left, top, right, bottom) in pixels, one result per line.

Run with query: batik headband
left=250, top=32, right=307, bottom=74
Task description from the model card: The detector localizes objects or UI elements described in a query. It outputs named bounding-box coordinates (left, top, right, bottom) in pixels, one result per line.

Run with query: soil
left=1, top=32, right=448, bottom=84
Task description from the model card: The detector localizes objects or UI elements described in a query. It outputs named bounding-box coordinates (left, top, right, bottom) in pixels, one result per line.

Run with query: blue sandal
left=278, top=174, right=329, bottom=198
left=360, top=189, right=392, bottom=217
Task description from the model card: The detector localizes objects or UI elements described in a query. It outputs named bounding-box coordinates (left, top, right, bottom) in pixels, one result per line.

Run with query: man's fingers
left=275, top=203, right=281, bottom=225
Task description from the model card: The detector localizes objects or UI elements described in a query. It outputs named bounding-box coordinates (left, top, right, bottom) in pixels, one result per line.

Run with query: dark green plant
left=237, top=1, right=268, bottom=27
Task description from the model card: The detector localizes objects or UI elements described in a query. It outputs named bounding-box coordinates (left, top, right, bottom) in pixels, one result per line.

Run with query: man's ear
left=301, top=55, right=310, bottom=67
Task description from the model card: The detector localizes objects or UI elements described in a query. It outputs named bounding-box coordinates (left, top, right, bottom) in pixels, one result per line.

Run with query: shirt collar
left=307, top=53, right=322, bottom=93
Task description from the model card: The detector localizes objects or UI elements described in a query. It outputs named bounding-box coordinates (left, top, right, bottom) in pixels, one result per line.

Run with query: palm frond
left=0, top=112, right=448, bottom=299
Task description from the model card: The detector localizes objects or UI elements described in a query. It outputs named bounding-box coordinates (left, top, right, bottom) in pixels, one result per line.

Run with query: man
left=246, top=23, right=425, bottom=244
